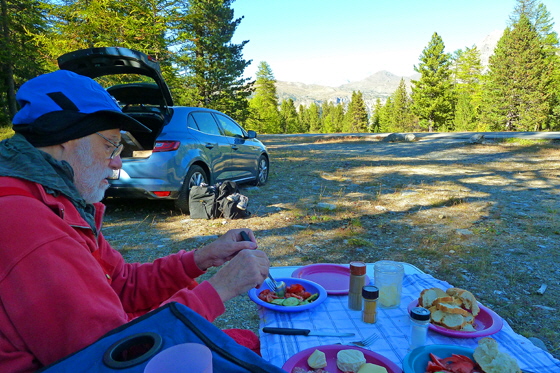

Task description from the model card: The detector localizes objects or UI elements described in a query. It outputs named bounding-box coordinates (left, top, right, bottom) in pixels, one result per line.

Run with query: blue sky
left=231, top=0, right=560, bottom=86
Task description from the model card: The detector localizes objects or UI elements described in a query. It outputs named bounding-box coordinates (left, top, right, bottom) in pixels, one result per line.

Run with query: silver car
left=57, top=47, right=269, bottom=211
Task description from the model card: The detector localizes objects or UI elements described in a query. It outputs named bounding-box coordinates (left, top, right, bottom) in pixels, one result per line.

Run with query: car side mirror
left=247, top=130, right=257, bottom=139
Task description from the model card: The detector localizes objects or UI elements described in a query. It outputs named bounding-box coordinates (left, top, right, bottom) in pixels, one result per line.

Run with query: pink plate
left=291, top=263, right=370, bottom=295
left=407, top=300, right=503, bottom=338
left=282, top=344, right=402, bottom=373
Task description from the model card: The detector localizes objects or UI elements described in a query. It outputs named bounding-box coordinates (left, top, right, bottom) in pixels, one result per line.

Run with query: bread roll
left=337, top=349, right=366, bottom=372
left=473, top=337, right=521, bottom=373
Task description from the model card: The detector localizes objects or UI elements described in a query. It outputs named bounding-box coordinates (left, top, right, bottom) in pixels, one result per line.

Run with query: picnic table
left=259, top=263, right=560, bottom=372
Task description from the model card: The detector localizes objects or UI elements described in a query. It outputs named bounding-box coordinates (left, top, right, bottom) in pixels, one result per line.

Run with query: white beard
left=71, top=138, right=114, bottom=203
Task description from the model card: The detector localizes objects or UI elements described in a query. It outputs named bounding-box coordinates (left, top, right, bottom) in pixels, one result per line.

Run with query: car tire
left=251, top=155, right=269, bottom=186
left=175, top=165, right=208, bottom=212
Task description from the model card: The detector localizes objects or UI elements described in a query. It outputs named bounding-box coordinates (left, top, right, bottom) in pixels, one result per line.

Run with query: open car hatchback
left=57, top=47, right=269, bottom=212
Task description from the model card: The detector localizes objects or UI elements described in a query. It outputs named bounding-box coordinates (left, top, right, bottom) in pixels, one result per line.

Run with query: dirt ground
left=102, top=134, right=560, bottom=357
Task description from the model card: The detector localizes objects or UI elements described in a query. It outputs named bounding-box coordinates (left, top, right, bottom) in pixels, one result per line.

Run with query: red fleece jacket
left=0, top=177, right=226, bottom=372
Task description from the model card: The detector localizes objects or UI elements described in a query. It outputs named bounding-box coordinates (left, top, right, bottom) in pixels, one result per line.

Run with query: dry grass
left=103, top=135, right=560, bottom=356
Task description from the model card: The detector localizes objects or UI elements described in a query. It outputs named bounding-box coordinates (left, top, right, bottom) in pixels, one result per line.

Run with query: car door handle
left=205, top=143, right=215, bottom=149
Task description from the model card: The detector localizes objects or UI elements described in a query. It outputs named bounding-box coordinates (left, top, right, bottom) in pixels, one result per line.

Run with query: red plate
left=282, top=344, right=402, bottom=373
left=407, top=299, right=503, bottom=338
left=291, top=263, right=370, bottom=295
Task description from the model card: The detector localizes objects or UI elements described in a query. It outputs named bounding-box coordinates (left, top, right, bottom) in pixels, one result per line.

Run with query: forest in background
left=0, top=0, right=559, bottom=135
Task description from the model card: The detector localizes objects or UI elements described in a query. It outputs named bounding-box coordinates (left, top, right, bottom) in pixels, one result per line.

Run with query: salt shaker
left=348, top=261, right=367, bottom=310
left=409, top=307, right=431, bottom=350
left=362, top=285, right=379, bottom=323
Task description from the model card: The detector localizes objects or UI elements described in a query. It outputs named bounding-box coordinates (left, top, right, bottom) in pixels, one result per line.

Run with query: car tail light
left=153, top=141, right=180, bottom=152
left=153, top=191, right=171, bottom=197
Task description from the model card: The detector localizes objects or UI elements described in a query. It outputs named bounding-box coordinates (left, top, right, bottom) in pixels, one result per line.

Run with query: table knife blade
left=262, top=327, right=354, bottom=337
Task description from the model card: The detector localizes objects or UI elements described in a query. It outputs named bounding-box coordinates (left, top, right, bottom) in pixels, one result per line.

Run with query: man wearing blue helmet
left=0, top=70, right=269, bottom=371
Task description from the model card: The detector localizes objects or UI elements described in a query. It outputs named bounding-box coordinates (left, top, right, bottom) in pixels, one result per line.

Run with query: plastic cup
left=144, top=343, right=213, bottom=373
left=374, top=261, right=404, bottom=309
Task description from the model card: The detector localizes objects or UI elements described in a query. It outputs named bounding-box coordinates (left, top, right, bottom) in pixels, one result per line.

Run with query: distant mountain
left=275, top=31, right=502, bottom=112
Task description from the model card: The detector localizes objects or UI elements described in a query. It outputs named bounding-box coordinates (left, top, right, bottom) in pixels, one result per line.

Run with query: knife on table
left=262, top=327, right=354, bottom=337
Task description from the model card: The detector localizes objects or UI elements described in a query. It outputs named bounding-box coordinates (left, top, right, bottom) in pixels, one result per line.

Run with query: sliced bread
left=418, top=287, right=447, bottom=308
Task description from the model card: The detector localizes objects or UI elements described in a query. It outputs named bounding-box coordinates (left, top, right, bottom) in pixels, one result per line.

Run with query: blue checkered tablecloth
left=258, top=272, right=560, bottom=372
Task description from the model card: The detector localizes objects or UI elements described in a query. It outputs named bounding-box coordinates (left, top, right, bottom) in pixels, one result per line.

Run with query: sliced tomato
left=301, top=291, right=311, bottom=299
left=285, top=292, right=304, bottom=300
left=286, top=284, right=305, bottom=294
left=258, top=289, right=279, bottom=302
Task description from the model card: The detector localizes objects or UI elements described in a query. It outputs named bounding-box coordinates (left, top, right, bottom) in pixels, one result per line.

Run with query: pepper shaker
left=348, top=261, right=367, bottom=310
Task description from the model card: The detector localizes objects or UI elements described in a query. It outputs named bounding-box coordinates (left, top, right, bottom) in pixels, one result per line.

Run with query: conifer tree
left=411, top=32, right=455, bottom=132
left=390, top=79, right=415, bottom=132
left=297, top=104, right=309, bottom=133
left=175, top=0, right=252, bottom=121
left=481, top=14, right=553, bottom=131
left=508, top=0, right=560, bottom=128
left=371, top=98, right=382, bottom=133
left=247, top=61, right=281, bottom=134
left=279, top=98, right=299, bottom=133
left=343, top=91, right=368, bottom=132
left=452, top=46, right=483, bottom=130
left=378, top=97, right=393, bottom=133
left=321, top=101, right=336, bottom=133
left=305, top=102, right=321, bottom=133
left=0, top=0, right=46, bottom=125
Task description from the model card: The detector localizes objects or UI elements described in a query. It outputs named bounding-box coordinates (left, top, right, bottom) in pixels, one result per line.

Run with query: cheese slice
left=307, top=349, right=327, bottom=369
left=337, top=349, right=366, bottom=372
left=357, top=363, right=389, bottom=373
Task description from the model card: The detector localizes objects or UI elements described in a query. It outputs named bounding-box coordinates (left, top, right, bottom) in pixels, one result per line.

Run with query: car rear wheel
left=175, top=165, right=208, bottom=212
left=251, top=155, right=269, bottom=186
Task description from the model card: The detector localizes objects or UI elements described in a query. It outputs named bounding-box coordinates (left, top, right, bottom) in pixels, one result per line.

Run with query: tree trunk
left=0, top=0, right=17, bottom=118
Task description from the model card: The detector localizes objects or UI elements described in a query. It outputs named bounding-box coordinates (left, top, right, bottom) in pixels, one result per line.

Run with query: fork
left=266, top=274, right=286, bottom=297
left=347, top=333, right=379, bottom=347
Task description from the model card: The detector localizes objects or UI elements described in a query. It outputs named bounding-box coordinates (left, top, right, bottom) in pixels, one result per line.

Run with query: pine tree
left=390, top=79, right=415, bottom=132
left=174, top=0, right=252, bottom=121
left=279, top=98, right=299, bottom=133
left=452, top=46, right=483, bottom=130
left=247, top=61, right=281, bottom=134
left=411, top=32, right=455, bottom=132
left=343, top=91, right=368, bottom=132
left=371, top=98, right=382, bottom=133
left=508, top=0, right=560, bottom=129
left=378, top=97, right=393, bottom=133
left=321, top=101, right=336, bottom=133
left=0, top=0, right=46, bottom=126
left=481, top=14, right=553, bottom=131
left=306, top=102, right=321, bottom=133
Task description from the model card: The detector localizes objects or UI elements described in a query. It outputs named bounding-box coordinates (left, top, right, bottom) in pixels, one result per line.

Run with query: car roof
left=57, top=47, right=174, bottom=106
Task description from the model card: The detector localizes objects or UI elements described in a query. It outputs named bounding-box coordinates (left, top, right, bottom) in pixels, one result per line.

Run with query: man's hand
left=207, top=249, right=270, bottom=302
left=193, top=229, right=257, bottom=271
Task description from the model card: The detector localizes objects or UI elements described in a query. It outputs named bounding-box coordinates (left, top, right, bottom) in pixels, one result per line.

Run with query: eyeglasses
left=96, top=132, right=123, bottom=159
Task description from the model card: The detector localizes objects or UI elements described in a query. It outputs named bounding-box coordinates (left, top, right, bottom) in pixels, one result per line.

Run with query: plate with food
left=402, top=338, right=522, bottom=373
left=282, top=345, right=402, bottom=373
left=291, top=263, right=371, bottom=295
left=408, top=287, right=503, bottom=338
left=248, top=277, right=327, bottom=312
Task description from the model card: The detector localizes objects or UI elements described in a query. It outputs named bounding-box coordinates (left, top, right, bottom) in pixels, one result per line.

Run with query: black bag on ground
left=188, top=185, right=218, bottom=219
left=189, top=181, right=251, bottom=219
left=216, top=181, right=251, bottom=219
